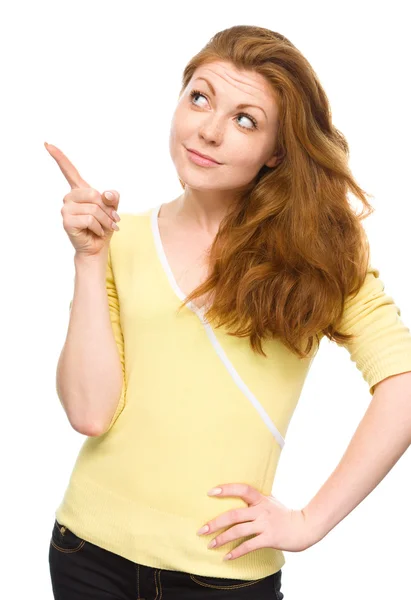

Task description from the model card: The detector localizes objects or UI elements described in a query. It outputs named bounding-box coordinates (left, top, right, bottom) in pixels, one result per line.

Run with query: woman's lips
left=186, top=147, right=222, bottom=167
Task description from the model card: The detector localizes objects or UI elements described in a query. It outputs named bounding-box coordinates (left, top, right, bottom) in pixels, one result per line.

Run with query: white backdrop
left=1, top=1, right=410, bottom=598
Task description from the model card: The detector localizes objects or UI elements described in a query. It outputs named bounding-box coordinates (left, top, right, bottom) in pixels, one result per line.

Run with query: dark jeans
left=49, top=519, right=284, bottom=599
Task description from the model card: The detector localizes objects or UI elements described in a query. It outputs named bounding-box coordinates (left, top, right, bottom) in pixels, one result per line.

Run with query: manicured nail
left=207, top=488, right=222, bottom=496
left=112, top=210, right=120, bottom=222
left=197, top=525, right=209, bottom=535
left=105, top=191, right=114, bottom=200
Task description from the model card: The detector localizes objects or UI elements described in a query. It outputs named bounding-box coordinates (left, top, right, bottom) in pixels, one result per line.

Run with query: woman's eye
left=190, top=90, right=208, bottom=107
left=236, top=114, right=256, bottom=130
left=189, top=90, right=258, bottom=130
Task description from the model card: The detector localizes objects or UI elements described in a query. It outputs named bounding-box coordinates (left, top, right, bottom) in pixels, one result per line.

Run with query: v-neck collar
left=148, top=206, right=285, bottom=450
left=150, top=204, right=208, bottom=322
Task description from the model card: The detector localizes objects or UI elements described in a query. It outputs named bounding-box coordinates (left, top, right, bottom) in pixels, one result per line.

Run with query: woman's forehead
left=193, top=60, right=268, bottom=90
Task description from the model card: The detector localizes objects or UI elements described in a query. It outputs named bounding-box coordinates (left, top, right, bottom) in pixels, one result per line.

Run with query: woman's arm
left=56, top=248, right=124, bottom=436
left=304, top=371, right=411, bottom=545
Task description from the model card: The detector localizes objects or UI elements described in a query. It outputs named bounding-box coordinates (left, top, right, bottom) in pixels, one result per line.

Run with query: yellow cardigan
left=57, top=205, right=411, bottom=580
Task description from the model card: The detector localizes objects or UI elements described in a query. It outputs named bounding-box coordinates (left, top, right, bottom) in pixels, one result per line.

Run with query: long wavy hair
left=175, top=25, right=374, bottom=359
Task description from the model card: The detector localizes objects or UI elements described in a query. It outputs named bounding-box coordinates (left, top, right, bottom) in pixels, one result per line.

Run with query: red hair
left=176, top=25, right=374, bottom=359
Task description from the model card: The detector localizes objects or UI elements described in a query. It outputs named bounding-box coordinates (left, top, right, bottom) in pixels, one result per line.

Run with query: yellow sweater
left=56, top=205, right=411, bottom=580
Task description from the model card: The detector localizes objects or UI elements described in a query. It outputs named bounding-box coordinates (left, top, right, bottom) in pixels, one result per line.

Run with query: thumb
left=102, top=190, right=120, bottom=209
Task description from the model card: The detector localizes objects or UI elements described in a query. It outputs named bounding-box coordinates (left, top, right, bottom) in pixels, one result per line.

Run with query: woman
left=46, top=25, right=411, bottom=599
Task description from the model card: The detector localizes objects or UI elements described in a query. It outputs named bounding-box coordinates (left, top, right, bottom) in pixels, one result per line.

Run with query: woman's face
left=169, top=60, right=280, bottom=192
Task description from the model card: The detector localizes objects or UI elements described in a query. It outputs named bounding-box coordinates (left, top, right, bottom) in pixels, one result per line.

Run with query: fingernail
left=105, top=192, right=114, bottom=200
left=207, top=488, right=222, bottom=496
left=197, top=525, right=209, bottom=535
left=112, top=210, right=120, bottom=222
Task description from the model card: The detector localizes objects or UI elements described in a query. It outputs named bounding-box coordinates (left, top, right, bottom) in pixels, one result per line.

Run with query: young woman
left=46, top=25, right=411, bottom=600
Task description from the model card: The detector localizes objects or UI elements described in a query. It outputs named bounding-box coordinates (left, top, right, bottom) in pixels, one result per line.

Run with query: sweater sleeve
left=336, top=264, right=411, bottom=396
left=68, top=244, right=127, bottom=430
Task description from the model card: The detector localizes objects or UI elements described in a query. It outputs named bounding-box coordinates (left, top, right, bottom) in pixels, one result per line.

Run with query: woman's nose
left=198, top=115, right=224, bottom=145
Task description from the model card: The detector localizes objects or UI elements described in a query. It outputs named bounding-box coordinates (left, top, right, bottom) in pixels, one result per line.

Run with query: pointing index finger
left=44, top=142, right=90, bottom=189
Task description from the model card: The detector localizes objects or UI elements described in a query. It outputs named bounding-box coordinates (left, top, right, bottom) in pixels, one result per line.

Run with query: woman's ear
left=266, top=148, right=286, bottom=168
left=265, top=153, right=281, bottom=168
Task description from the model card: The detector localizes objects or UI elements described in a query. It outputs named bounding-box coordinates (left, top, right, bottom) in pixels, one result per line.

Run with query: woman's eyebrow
left=193, top=76, right=267, bottom=119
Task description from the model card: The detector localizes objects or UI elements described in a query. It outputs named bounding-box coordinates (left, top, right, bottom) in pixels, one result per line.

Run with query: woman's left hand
left=197, top=483, right=319, bottom=561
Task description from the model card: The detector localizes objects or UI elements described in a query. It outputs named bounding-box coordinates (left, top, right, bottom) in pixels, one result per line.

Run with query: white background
left=1, top=1, right=410, bottom=598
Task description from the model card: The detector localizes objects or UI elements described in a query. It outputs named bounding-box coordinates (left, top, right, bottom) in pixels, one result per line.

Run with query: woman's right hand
left=44, top=142, right=121, bottom=257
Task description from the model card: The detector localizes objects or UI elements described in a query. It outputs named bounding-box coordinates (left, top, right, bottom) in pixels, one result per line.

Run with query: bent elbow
left=70, top=416, right=104, bottom=437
